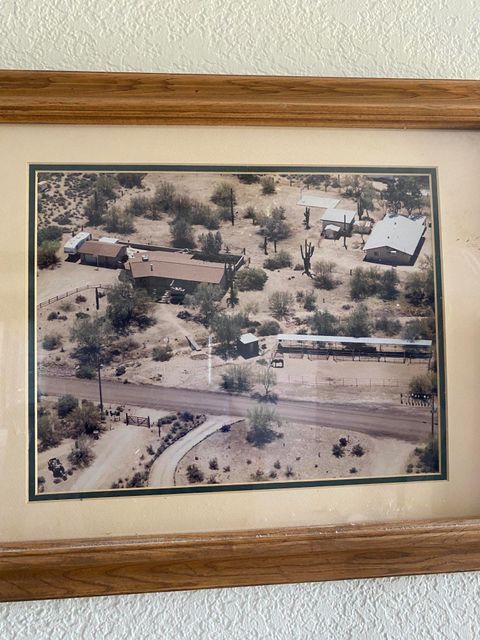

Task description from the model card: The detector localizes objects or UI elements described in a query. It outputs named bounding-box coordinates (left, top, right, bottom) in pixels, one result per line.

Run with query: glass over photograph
left=30, top=165, right=446, bottom=499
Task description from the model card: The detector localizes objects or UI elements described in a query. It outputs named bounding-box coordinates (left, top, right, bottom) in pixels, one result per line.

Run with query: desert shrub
left=350, top=266, right=381, bottom=300
left=125, top=195, right=150, bottom=217
left=375, top=315, right=402, bottom=336
left=257, top=319, right=281, bottom=336
left=246, top=406, right=282, bottom=448
left=209, top=458, right=219, bottom=470
left=332, top=444, right=345, bottom=458
left=117, top=172, right=145, bottom=189
left=47, top=311, right=58, bottom=321
left=303, top=290, right=317, bottom=311
left=409, top=372, right=437, bottom=396
left=75, top=364, right=96, bottom=379
left=75, top=295, right=87, bottom=304
left=243, top=206, right=257, bottom=219
left=339, top=437, right=348, bottom=447
left=273, top=460, right=281, bottom=469
left=268, top=291, right=293, bottom=319
left=221, top=365, right=253, bottom=393
left=210, top=182, right=236, bottom=208
left=115, top=365, right=126, bottom=376
left=59, top=302, right=73, bottom=312
left=54, top=214, right=71, bottom=225
left=260, top=175, right=276, bottom=194
left=313, top=260, right=336, bottom=290
left=186, top=464, right=205, bottom=484
left=170, top=218, right=196, bottom=248
left=402, top=317, right=435, bottom=341
left=42, top=333, right=61, bottom=351
left=237, top=174, right=260, bottom=184
left=263, top=250, right=292, bottom=270
left=75, top=311, right=90, bottom=320
left=349, top=467, right=358, bottom=474
left=309, top=310, right=339, bottom=335
left=220, top=424, right=231, bottom=433
left=285, top=466, right=294, bottom=478
left=343, top=304, right=372, bottom=337
left=199, top=230, right=222, bottom=257
left=236, top=267, right=268, bottom=291
left=67, top=437, right=95, bottom=468
left=351, top=444, right=365, bottom=457
left=152, top=344, right=173, bottom=362
left=103, top=206, right=135, bottom=234
left=37, top=414, right=63, bottom=450
left=38, top=241, right=60, bottom=269
left=57, top=394, right=79, bottom=418
left=415, top=438, right=439, bottom=472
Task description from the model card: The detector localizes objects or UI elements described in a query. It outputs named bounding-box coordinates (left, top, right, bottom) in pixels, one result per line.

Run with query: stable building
left=321, top=208, right=356, bottom=236
left=297, top=194, right=341, bottom=209
left=127, top=250, right=227, bottom=294
left=78, top=240, right=127, bottom=268
left=363, top=214, right=425, bottom=266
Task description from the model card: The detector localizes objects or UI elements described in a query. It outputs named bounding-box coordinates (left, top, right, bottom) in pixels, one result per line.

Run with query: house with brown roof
left=78, top=240, right=128, bottom=268
left=127, top=251, right=227, bottom=293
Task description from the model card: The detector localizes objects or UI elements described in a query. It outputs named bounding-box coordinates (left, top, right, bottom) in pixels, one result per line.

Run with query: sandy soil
left=37, top=171, right=435, bottom=406
left=175, top=420, right=418, bottom=487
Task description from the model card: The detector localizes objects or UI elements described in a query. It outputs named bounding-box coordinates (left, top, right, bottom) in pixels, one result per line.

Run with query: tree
left=415, top=437, right=439, bottom=472
left=186, top=464, right=205, bottom=483
left=261, top=207, right=291, bottom=251
left=350, top=266, right=380, bottom=300
left=409, top=372, right=437, bottom=396
left=57, top=394, right=79, bottom=418
left=170, top=217, right=196, bottom=248
left=152, top=181, right=176, bottom=213
left=221, top=364, right=253, bottom=392
left=70, top=401, right=102, bottom=437
left=38, top=241, right=60, bottom=269
left=125, top=195, right=150, bottom=217
left=402, top=317, right=435, bottom=341
left=211, top=182, right=237, bottom=208
left=303, top=290, right=316, bottom=311
left=309, top=310, right=339, bottom=335
left=246, top=406, right=282, bottom=448
left=343, top=304, right=372, bottom=337
left=37, top=225, right=64, bottom=245
left=269, top=291, right=293, bottom=319
left=185, top=283, right=223, bottom=325
left=70, top=316, right=111, bottom=368
left=236, top=174, right=260, bottom=184
left=379, top=268, right=399, bottom=300
left=383, top=176, right=422, bottom=214
left=313, top=260, right=336, bottom=290
left=106, top=281, right=154, bottom=332
left=375, top=315, right=401, bottom=336
left=212, top=313, right=244, bottom=355
left=103, top=206, right=135, bottom=234
left=260, top=176, right=276, bottom=195
left=257, top=366, right=277, bottom=398
left=84, top=190, right=107, bottom=226
left=152, top=344, right=173, bottom=361
left=95, top=174, right=118, bottom=200
left=37, top=414, right=63, bottom=450
left=199, top=230, right=222, bottom=258
left=236, top=268, right=268, bottom=291
left=342, top=175, right=377, bottom=219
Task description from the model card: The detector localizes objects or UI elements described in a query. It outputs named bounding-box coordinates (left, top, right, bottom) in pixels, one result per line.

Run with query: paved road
left=40, top=376, right=430, bottom=443
left=149, top=415, right=240, bottom=488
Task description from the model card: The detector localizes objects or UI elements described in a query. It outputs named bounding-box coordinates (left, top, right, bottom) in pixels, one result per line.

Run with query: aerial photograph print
left=31, top=165, right=445, bottom=499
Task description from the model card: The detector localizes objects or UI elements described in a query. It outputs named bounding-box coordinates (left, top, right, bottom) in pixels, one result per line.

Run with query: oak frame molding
left=1, top=70, right=480, bottom=601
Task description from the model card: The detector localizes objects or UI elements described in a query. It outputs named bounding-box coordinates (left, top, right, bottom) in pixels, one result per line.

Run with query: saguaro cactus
left=300, top=239, right=315, bottom=277
left=303, top=206, right=311, bottom=229
left=224, top=261, right=238, bottom=307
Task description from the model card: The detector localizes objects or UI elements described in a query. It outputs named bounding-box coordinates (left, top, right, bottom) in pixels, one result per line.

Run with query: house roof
left=297, top=195, right=340, bottom=209
left=363, top=214, right=425, bottom=256
left=321, top=208, right=356, bottom=224
left=128, top=251, right=225, bottom=284
left=78, top=240, right=125, bottom=258
left=277, top=334, right=432, bottom=347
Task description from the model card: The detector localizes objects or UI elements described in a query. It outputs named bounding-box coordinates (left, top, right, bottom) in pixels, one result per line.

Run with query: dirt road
left=40, top=375, right=431, bottom=443
left=149, top=415, right=239, bottom=487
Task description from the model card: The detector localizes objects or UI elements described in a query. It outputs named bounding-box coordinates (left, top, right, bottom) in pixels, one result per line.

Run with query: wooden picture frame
left=1, top=70, right=480, bottom=602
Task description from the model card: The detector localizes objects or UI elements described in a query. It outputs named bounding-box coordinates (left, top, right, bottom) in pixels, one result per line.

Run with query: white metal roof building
left=321, top=208, right=357, bottom=225
left=63, top=231, right=91, bottom=254
left=297, top=195, right=340, bottom=209
left=363, top=214, right=425, bottom=265
left=277, top=334, right=432, bottom=347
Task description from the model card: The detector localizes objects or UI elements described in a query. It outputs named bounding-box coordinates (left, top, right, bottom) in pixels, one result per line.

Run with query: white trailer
left=63, top=231, right=92, bottom=255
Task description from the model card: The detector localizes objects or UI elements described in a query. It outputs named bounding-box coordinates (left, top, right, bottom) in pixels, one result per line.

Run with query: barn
left=127, top=250, right=227, bottom=294
left=363, top=214, right=425, bottom=266
left=78, top=240, right=127, bottom=268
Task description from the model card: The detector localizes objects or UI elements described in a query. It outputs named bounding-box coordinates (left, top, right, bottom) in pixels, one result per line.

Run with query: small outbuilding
left=237, top=333, right=259, bottom=359
left=297, top=194, right=341, bottom=209
left=323, top=224, right=341, bottom=239
left=78, top=240, right=127, bottom=268
left=321, top=208, right=356, bottom=235
left=63, top=231, right=92, bottom=255
left=363, top=214, right=425, bottom=266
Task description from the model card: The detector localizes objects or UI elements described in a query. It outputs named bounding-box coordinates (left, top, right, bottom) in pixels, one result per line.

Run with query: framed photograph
left=1, top=72, right=480, bottom=601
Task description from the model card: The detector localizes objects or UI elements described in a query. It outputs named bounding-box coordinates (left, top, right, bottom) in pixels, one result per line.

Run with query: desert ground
left=35, top=169, right=440, bottom=495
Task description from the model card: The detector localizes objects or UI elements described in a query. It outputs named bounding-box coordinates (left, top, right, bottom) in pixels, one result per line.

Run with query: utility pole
left=343, top=214, right=347, bottom=250
left=230, top=188, right=235, bottom=226
left=97, top=364, right=104, bottom=417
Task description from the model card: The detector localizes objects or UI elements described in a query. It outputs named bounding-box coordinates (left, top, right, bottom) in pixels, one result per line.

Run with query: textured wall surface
left=1, top=1, right=480, bottom=638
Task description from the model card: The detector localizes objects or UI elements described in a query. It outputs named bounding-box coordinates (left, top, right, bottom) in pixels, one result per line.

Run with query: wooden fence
left=37, top=283, right=113, bottom=308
